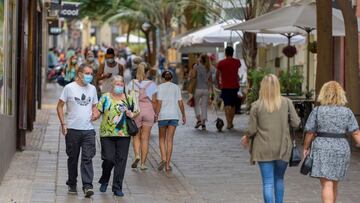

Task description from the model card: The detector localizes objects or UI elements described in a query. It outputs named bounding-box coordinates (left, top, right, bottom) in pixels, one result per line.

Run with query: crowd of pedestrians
left=54, top=45, right=360, bottom=203
left=56, top=45, right=186, bottom=197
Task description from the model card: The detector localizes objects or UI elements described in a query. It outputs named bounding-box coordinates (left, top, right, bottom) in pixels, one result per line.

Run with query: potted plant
left=308, top=41, right=317, bottom=54
left=279, top=65, right=304, bottom=96
left=282, top=45, right=297, bottom=58
left=246, top=68, right=271, bottom=110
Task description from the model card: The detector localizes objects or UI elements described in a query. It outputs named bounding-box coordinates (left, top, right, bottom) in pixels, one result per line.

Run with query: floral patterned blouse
left=97, top=93, right=134, bottom=137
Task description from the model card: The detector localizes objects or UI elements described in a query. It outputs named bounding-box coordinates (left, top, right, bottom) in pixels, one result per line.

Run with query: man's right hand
left=61, top=124, right=68, bottom=136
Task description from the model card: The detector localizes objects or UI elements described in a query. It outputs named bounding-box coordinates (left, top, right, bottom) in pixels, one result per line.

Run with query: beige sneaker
left=140, top=164, right=148, bottom=170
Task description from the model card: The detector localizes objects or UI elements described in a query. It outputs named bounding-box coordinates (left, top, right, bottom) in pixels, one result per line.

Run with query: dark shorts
left=221, top=88, right=239, bottom=107
left=158, top=120, right=179, bottom=127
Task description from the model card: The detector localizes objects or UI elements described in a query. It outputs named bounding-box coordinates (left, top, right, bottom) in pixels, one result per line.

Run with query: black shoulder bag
left=124, top=91, right=139, bottom=136
left=288, top=100, right=302, bottom=167
left=300, top=107, right=318, bottom=175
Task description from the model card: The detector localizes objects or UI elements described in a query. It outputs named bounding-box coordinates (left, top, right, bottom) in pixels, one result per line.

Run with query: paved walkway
left=1, top=83, right=360, bottom=203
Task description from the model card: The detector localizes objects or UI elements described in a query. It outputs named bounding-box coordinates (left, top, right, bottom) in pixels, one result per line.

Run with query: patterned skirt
left=310, top=138, right=351, bottom=181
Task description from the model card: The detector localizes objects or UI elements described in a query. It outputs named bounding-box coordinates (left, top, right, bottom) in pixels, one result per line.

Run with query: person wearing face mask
left=85, top=51, right=100, bottom=97
left=57, top=55, right=78, bottom=87
left=93, top=75, right=135, bottom=197
left=56, top=64, right=99, bottom=198
left=96, top=48, right=124, bottom=94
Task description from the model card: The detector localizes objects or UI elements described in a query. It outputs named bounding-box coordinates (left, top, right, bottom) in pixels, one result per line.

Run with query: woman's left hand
left=241, top=135, right=249, bottom=147
left=126, top=110, right=134, bottom=118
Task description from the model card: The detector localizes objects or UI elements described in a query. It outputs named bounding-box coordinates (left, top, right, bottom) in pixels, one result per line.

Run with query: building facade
left=0, top=0, right=51, bottom=182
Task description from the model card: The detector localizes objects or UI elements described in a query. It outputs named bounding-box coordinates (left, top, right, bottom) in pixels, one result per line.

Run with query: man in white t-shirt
left=57, top=64, right=99, bottom=198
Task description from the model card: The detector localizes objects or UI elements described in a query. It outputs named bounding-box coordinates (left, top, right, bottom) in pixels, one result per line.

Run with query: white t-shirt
left=59, top=82, right=98, bottom=130
left=157, top=82, right=182, bottom=120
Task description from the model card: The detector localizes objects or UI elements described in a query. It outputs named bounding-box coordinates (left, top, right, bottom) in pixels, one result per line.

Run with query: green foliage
left=246, top=66, right=304, bottom=110
left=246, top=68, right=271, bottom=109
left=128, top=44, right=146, bottom=55
left=279, top=65, right=304, bottom=95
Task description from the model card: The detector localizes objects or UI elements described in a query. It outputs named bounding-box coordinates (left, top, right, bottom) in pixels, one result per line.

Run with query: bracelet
left=61, top=123, right=66, bottom=125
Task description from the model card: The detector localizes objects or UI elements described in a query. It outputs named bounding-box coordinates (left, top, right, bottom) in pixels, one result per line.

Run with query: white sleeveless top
left=101, top=62, right=120, bottom=93
left=104, top=62, right=120, bottom=75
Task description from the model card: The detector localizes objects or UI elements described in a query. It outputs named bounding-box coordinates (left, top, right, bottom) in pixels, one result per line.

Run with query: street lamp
left=142, top=22, right=151, bottom=32
left=141, top=22, right=151, bottom=63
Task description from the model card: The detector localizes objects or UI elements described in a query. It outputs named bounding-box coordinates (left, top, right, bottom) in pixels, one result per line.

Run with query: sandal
left=157, top=160, right=166, bottom=171
left=194, top=121, right=201, bottom=129
left=131, top=157, right=140, bottom=168
left=165, top=166, right=172, bottom=172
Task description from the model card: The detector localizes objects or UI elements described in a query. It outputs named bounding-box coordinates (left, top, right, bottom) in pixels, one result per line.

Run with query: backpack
left=134, top=81, right=153, bottom=103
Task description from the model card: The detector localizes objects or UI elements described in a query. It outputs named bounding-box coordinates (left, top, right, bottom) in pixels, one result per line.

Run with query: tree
left=335, top=0, right=360, bottom=121
left=315, top=0, right=333, bottom=95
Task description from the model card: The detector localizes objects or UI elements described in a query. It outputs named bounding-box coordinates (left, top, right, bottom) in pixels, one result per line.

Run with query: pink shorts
left=134, top=105, right=155, bottom=127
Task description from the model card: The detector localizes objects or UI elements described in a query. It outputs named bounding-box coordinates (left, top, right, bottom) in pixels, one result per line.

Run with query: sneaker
left=99, top=183, right=108, bottom=193
left=140, top=164, right=148, bottom=170
left=201, top=124, right=206, bottom=131
left=113, top=190, right=124, bottom=197
left=68, top=185, right=77, bottom=194
left=157, top=160, right=166, bottom=171
left=83, top=188, right=94, bottom=198
left=194, top=121, right=201, bottom=129
left=131, top=157, right=140, bottom=168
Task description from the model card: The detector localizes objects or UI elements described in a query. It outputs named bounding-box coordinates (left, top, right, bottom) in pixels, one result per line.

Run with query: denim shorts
left=158, top=120, right=179, bottom=127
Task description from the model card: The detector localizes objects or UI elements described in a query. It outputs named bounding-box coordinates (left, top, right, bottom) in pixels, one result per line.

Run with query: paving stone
left=1, top=83, right=360, bottom=203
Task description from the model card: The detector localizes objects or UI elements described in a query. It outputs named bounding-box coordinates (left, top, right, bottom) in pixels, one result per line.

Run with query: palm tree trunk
left=335, top=0, right=360, bottom=121
left=315, top=0, right=333, bottom=95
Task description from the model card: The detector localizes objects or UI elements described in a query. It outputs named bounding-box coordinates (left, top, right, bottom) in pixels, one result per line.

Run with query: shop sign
left=49, top=27, right=62, bottom=35
left=60, top=2, right=80, bottom=19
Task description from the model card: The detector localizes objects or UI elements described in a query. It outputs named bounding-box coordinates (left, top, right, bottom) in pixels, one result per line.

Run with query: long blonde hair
left=258, top=74, right=282, bottom=113
left=317, top=81, right=347, bottom=106
left=136, top=62, right=149, bottom=81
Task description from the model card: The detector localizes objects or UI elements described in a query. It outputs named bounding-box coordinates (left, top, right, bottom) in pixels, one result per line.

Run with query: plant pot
left=282, top=45, right=297, bottom=58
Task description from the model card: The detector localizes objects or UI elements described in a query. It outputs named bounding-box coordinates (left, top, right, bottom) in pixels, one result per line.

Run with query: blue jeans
left=258, top=160, right=288, bottom=203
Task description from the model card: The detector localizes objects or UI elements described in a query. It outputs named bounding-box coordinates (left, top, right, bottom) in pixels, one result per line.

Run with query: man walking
left=57, top=64, right=99, bottom=197
left=216, top=46, right=241, bottom=129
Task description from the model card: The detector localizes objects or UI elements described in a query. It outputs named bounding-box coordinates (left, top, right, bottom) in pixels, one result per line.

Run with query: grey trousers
left=65, top=129, right=96, bottom=189
left=194, top=89, right=209, bottom=122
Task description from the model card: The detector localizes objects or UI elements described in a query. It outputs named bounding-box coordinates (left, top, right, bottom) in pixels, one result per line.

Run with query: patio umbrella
left=173, top=19, right=305, bottom=50
left=224, top=0, right=360, bottom=92
left=115, top=34, right=146, bottom=44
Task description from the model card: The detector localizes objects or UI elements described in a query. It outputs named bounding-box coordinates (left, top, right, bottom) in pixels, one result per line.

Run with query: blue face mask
left=83, top=74, right=93, bottom=85
left=114, top=85, right=124, bottom=94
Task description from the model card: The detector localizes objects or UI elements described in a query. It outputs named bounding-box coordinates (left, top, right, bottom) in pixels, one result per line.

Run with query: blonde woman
left=241, top=74, right=300, bottom=203
left=127, top=62, right=157, bottom=170
left=95, top=75, right=135, bottom=197
left=303, top=81, right=360, bottom=203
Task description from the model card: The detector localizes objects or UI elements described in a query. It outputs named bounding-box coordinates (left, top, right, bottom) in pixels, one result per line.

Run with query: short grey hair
left=111, top=75, right=124, bottom=86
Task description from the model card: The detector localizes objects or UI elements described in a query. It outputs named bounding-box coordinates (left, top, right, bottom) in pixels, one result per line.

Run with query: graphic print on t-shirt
left=74, top=93, right=92, bottom=106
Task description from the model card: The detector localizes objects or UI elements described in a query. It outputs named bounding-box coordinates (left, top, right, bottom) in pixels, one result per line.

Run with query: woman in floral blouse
left=94, top=75, right=135, bottom=197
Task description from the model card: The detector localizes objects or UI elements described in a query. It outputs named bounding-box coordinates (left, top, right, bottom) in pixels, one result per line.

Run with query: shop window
left=0, top=0, right=16, bottom=115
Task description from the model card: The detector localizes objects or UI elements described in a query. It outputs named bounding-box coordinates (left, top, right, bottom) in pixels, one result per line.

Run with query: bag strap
left=124, top=87, right=133, bottom=111
left=287, top=99, right=296, bottom=145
